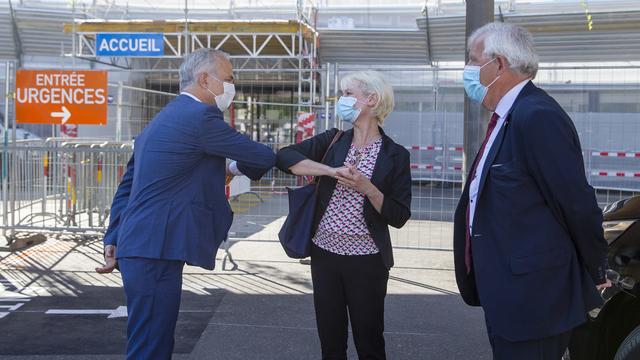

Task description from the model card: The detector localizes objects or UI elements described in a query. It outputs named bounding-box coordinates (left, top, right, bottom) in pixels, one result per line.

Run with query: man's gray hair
left=468, top=22, right=539, bottom=78
left=179, top=48, right=230, bottom=90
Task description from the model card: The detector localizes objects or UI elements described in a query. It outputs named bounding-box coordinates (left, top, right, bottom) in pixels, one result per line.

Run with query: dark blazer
left=276, top=127, right=412, bottom=269
left=104, top=94, right=275, bottom=270
left=453, top=81, right=608, bottom=342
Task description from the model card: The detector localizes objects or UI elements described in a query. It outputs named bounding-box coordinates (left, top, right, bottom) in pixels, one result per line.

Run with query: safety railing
left=0, top=142, right=132, bottom=237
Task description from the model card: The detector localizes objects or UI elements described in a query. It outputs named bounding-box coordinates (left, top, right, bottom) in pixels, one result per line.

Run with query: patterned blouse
left=313, top=138, right=383, bottom=255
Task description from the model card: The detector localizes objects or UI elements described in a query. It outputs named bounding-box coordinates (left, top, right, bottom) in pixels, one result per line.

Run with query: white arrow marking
left=108, top=305, right=128, bottom=319
left=0, top=303, right=24, bottom=311
left=0, top=299, right=29, bottom=320
left=46, top=309, right=113, bottom=315
left=46, top=305, right=127, bottom=319
left=51, top=106, right=71, bottom=124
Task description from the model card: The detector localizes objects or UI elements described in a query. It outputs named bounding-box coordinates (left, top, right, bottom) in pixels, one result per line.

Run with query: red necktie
left=465, top=112, right=499, bottom=273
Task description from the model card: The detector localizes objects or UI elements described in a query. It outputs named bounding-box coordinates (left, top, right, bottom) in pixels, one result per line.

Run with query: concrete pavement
left=0, top=220, right=491, bottom=360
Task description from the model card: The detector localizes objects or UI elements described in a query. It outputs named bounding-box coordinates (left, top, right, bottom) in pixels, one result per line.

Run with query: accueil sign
left=96, top=33, right=164, bottom=57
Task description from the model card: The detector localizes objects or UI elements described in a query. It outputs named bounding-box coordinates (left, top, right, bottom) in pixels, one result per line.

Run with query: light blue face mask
left=337, top=96, right=364, bottom=124
left=463, top=58, right=500, bottom=104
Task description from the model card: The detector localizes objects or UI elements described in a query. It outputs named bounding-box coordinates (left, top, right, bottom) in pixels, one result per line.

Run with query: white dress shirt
left=180, top=91, right=244, bottom=176
left=180, top=91, right=202, bottom=103
left=468, top=79, right=530, bottom=234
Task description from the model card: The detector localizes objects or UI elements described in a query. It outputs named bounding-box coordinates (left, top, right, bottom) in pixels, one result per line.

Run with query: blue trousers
left=119, top=257, right=184, bottom=360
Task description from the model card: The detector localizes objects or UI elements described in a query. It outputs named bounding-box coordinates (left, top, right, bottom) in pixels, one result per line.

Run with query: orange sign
left=15, top=70, right=108, bottom=125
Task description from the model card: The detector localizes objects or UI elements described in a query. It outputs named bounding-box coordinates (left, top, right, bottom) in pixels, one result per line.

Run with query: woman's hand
left=328, top=166, right=349, bottom=179
left=336, top=165, right=384, bottom=213
left=335, top=165, right=376, bottom=195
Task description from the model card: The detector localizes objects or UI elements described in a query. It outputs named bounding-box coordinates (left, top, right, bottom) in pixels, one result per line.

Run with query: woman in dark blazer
left=276, top=71, right=412, bottom=360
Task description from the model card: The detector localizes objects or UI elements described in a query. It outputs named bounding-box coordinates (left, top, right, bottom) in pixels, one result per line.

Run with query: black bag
left=278, top=131, right=343, bottom=258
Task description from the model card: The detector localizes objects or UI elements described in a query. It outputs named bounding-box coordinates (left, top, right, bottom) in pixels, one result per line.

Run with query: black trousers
left=486, top=318, right=572, bottom=360
left=310, top=244, right=389, bottom=360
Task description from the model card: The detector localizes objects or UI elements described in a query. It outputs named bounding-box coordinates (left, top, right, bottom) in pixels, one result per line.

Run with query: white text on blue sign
left=96, top=33, right=164, bottom=57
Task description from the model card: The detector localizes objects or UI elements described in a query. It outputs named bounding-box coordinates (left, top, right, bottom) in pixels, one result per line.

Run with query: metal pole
left=2, top=61, right=10, bottom=238
left=297, top=24, right=303, bottom=115
left=72, top=0, right=76, bottom=68
left=289, top=90, right=294, bottom=143
left=333, top=62, right=340, bottom=130
left=7, top=62, right=18, bottom=236
left=256, top=96, right=261, bottom=142
left=183, top=0, right=189, bottom=56
left=324, top=63, right=331, bottom=132
left=42, top=149, right=47, bottom=216
left=310, top=32, right=318, bottom=113
left=8, top=61, right=16, bottom=235
left=116, top=81, right=123, bottom=141
left=248, top=96, right=254, bottom=140
left=463, top=0, right=494, bottom=183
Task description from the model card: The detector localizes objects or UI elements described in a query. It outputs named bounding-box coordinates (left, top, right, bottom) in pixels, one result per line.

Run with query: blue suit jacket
left=453, top=82, right=608, bottom=341
left=103, top=94, right=276, bottom=269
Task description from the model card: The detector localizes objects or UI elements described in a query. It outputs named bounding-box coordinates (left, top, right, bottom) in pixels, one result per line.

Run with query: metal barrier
left=1, top=63, right=640, bottom=253
left=1, top=142, right=132, bottom=237
left=327, top=64, right=640, bottom=250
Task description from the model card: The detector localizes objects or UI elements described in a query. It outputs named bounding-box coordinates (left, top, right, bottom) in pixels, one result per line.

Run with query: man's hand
left=95, top=245, right=118, bottom=274
left=596, top=279, right=613, bottom=291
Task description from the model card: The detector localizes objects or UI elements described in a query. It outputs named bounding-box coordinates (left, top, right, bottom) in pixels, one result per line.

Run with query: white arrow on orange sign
left=51, top=106, right=71, bottom=124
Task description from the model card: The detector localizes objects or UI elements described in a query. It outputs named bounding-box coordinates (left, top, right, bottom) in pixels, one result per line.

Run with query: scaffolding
left=63, top=18, right=319, bottom=113
left=0, top=9, right=328, bottom=244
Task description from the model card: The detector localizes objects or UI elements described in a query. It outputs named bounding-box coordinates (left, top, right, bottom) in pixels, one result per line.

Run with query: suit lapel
left=328, top=129, right=352, bottom=167
left=370, top=136, right=393, bottom=189
left=477, top=107, right=516, bottom=199
left=476, top=114, right=510, bottom=202
left=474, top=81, right=538, bottom=203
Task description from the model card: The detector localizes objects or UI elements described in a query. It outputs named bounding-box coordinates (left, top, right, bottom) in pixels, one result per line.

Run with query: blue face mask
left=463, top=58, right=500, bottom=104
left=337, top=96, right=363, bottom=124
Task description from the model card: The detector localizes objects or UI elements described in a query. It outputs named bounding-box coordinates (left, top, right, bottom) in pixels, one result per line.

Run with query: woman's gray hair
left=179, top=48, right=230, bottom=90
left=468, top=22, right=539, bottom=78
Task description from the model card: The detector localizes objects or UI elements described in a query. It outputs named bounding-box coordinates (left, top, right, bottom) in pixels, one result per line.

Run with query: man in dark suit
left=95, top=48, right=275, bottom=359
left=454, top=22, right=611, bottom=359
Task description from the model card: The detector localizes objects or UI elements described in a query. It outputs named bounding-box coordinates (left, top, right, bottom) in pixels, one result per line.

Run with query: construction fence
left=0, top=63, right=639, bottom=252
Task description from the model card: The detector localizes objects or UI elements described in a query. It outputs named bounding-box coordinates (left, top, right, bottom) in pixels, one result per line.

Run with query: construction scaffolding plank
left=63, top=19, right=318, bottom=61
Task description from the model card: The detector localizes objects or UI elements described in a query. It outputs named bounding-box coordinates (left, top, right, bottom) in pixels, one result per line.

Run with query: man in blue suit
left=455, top=22, right=611, bottom=359
left=95, top=48, right=276, bottom=359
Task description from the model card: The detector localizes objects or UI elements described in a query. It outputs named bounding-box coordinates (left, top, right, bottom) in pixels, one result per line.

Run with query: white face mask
left=204, top=73, right=236, bottom=112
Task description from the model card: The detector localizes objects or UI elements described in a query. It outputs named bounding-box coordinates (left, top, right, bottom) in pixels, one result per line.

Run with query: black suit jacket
left=276, top=127, right=412, bottom=269
left=453, top=81, right=608, bottom=341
